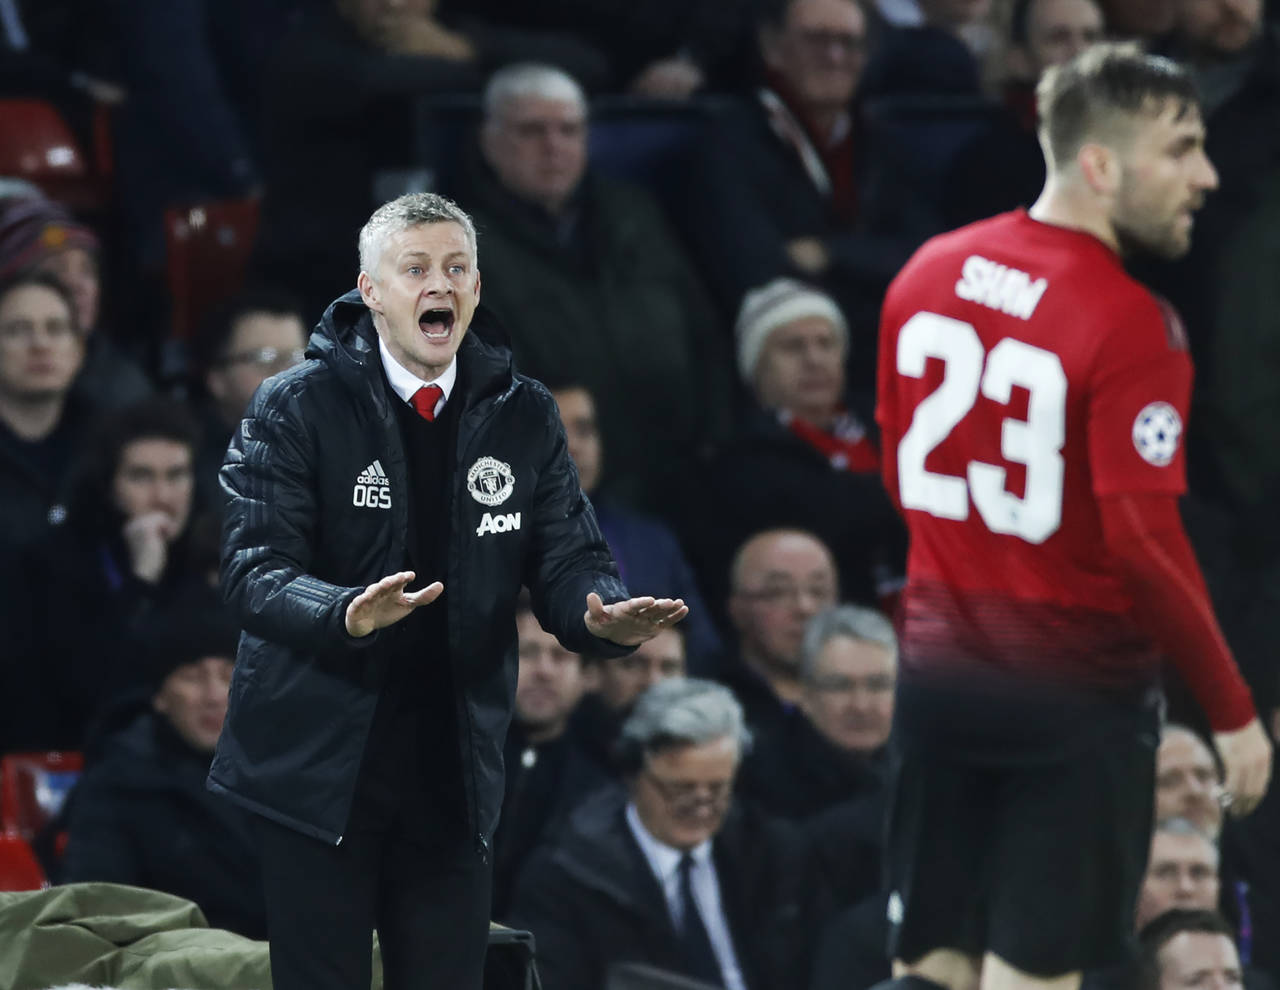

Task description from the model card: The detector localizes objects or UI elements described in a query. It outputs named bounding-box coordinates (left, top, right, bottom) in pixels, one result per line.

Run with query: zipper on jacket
left=476, top=832, right=490, bottom=864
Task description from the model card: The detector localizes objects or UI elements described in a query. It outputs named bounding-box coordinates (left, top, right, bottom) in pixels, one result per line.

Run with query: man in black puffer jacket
left=208, top=192, right=687, bottom=990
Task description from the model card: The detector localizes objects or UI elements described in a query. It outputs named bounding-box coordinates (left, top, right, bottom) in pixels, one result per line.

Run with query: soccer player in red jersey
left=873, top=44, right=1271, bottom=990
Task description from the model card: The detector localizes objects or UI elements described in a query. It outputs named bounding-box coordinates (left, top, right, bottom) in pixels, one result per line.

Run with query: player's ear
left=1078, top=142, right=1120, bottom=198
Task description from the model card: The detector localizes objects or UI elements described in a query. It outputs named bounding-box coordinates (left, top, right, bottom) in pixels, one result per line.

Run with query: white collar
left=378, top=336, right=458, bottom=406
left=625, top=801, right=712, bottom=884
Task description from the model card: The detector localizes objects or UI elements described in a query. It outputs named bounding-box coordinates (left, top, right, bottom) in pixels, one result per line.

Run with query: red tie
left=410, top=384, right=444, bottom=422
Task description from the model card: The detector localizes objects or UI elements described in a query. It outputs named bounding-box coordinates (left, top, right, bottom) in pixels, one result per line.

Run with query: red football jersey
left=877, top=210, right=1192, bottom=695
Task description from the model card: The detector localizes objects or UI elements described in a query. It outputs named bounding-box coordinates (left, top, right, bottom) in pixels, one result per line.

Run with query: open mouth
left=419, top=308, right=454, bottom=339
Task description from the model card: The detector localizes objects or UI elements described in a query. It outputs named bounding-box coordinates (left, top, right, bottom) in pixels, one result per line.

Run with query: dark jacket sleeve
left=219, top=378, right=368, bottom=655
left=521, top=387, right=632, bottom=658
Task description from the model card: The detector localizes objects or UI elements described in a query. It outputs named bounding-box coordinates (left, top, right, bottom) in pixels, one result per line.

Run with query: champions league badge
left=1132, top=402, right=1182, bottom=467
left=467, top=456, right=515, bottom=506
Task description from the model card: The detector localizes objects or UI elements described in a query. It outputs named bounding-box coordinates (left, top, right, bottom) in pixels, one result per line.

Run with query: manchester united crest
left=467, top=456, right=515, bottom=506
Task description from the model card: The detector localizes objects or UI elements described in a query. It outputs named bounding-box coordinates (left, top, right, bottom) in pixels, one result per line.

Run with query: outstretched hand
left=584, top=592, right=688, bottom=647
left=345, top=571, right=444, bottom=638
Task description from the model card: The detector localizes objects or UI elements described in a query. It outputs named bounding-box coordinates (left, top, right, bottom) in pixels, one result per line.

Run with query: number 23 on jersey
left=895, top=311, right=1067, bottom=545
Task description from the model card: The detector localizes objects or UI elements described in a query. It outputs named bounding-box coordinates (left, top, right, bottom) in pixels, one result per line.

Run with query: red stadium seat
left=0, top=99, right=108, bottom=209
left=0, top=751, right=83, bottom=843
left=163, top=197, right=261, bottom=340
left=0, top=834, right=46, bottom=891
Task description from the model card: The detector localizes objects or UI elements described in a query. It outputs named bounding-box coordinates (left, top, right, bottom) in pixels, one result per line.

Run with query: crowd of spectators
left=2, top=0, right=1280, bottom=987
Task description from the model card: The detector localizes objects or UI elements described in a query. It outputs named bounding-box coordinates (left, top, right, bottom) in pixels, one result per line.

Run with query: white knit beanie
left=734, top=278, right=848, bottom=384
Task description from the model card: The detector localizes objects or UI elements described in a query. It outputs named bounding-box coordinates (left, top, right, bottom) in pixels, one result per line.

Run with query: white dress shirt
left=378, top=337, right=456, bottom=418
left=626, top=802, right=747, bottom=990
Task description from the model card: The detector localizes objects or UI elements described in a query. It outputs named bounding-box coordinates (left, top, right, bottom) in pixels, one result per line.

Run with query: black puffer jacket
left=208, top=291, right=629, bottom=849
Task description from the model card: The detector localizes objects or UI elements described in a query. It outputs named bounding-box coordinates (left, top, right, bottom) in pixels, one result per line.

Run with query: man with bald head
left=723, top=528, right=840, bottom=735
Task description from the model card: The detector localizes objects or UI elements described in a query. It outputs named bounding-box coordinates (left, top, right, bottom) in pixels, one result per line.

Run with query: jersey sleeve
left=1087, top=294, right=1192, bottom=497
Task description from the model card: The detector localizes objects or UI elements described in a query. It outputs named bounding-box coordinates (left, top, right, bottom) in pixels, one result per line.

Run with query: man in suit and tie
left=510, top=678, right=806, bottom=990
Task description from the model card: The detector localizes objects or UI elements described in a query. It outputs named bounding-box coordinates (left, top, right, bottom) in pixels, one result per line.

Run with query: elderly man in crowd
left=673, top=279, right=904, bottom=620
left=739, top=604, right=895, bottom=821
left=510, top=678, right=806, bottom=990
left=448, top=62, right=728, bottom=509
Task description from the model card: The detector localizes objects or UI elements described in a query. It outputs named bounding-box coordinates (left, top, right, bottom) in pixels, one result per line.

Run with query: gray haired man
left=209, top=192, right=686, bottom=990
left=510, top=678, right=807, bottom=990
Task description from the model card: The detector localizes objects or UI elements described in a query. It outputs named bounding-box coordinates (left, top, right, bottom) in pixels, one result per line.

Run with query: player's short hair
left=482, top=63, right=585, bottom=123
left=1036, top=42, right=1200, bottom=171
left=358, top=192, right=478, bottom=278
left=798, top=605, right=897, bottom=684
left=1134, top=909, right=1238, bottom=990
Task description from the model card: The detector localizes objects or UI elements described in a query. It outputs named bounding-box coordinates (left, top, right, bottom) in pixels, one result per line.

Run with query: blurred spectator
left=62, top=597, right=266, bottom=939
left=570, top=626, right=689, bottom=780
left=672, top=280, right=904, bottom=618
left=191, top=288, right=307, bottom=506
left=738, top=605, right=894, bottom=822
left=1137, top=819, right=1222, bottom=930
left=684, top=0, right=936, bottom=385
left=492, top=601, right=610, bottom=920
left=941, top=0, right=1105, bottom=227
left=1134, top=909, right=1260, bottom=990
left=1144, top=0, right=1280, bottom=721
left=509, top=678, right=806, bottom=990
left=719, top=529, right=840, bottom=737
left=860, top=0, right=990, bottom=98
left=552, top=383, right=721, bottom=667
left=1157, top=724, right=1224, bottom=839
left=0, top=196, right=152, bottom=409
left=0, top=272, right=92, bottom=553
left=1098, top=0, right=1177, bottom=40
left=448, top=63, right=729, bottom=509
left=4, top=398, right=215, bottom=751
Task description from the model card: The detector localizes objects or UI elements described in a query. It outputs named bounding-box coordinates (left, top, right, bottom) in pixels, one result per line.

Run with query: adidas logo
left=352, top=459, right=391, bottom=509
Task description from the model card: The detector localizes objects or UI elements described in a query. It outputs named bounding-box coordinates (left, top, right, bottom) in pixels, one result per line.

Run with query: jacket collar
left=308, top=289, right=515, bottom=420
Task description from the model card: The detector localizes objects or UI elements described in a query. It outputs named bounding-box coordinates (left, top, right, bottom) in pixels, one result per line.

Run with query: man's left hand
left=584, top=592, right=688, bottom=646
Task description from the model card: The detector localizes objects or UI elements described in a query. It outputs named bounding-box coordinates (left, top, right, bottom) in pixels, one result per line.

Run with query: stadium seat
left=0, top=751, right=83, bottom=844
left=0, top=99, right=108, bottom=209
left=163, top=197, right=261, bottom=340
left=0, top=834, right=46, bottom=891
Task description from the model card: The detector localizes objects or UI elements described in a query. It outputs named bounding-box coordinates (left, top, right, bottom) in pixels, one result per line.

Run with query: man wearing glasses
left=723, top=528, right=841, bottom=737
left=510, top=678, right=805, bottom=990
left=194, top=289, right=307, bottom=506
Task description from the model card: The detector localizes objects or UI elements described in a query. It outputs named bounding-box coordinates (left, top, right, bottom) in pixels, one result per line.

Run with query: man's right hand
left=344, top=571, right=444, bottom=638
left=1213, top=717, right=1273, bottom=817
